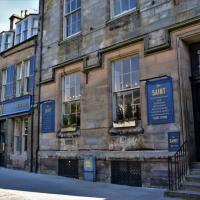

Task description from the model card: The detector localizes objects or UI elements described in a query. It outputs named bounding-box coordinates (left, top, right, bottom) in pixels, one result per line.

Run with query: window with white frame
left=31, top=18, right=38, bottom=36
left=24, top=60, right=30, bottom=94
left=64, top=0, right=81, bottom=38
left=15, top=24, right=21, bottom=44
left=111, top=0, right=136, bottom=18
left=16, top=63, right=22, bottom=97
left=22, top=20, right=28, bottom=41
left=63, top=72, right=81, bottom=127
left=4, top=34, right=12, bottom=50
left=14, top=119, right=21, bottom=153
left=112, top=56, right=141, bottom=124
left=1, top=70, right=7, bottom=101
left=22, top=118, right=29, bottom=152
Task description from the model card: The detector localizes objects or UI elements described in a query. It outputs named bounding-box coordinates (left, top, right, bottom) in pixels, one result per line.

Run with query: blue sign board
left=168, top=132, right=180, bottom=152
left=0, top=95, right=32, bottom=117
left=41, top=101, right=55, bottom=133
left=84, top=156, right=96, bottom=182
left=146, top=77, right=174, bottom=125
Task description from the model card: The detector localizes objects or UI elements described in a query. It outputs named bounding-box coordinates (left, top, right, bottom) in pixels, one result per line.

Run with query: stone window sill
left=58, top=32, right=82, bottom=46
left=57, top=128, right=80, bottom=138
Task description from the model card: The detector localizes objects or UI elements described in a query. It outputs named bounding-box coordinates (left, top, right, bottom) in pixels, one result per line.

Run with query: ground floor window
left=14, top=117, right=29, bottom=154
left=58, top=159, right=79, bottom=179
left=111, top=161, right=142, bottom=187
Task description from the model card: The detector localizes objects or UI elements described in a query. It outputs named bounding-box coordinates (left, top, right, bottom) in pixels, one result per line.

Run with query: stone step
left=191, top=162, right=200, bottom=169
left=181, top=181, right=200, bottom=192
left=190, top=169, right=200, bottom=175
left=186, top=175, right=200, bottom=183
left=166, top=190, right=200, bottom=200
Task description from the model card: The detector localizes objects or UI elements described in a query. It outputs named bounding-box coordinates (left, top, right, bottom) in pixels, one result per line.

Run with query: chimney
left=9, top=15, right=22, bottom=30
left=25, top=10, right=28, bottom=17
left=21, top=10, right=24, bottom=17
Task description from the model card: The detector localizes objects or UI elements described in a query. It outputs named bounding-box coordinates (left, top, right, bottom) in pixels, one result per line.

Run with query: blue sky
left=0, top=0, right=39, bottom=32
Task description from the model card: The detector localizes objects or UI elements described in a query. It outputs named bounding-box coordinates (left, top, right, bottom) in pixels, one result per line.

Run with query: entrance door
left=0, top=121, right=6, bottom=166
left=191, top=43, right=200, bottom=161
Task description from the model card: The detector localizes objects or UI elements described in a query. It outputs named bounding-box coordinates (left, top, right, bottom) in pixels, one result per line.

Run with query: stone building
left=37, top=0, right=200, bottom=188
left=0, top=11, right=39, bottom=171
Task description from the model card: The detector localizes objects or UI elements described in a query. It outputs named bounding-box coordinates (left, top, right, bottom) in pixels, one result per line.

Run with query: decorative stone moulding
left=144, top=29, right=170, bottom=54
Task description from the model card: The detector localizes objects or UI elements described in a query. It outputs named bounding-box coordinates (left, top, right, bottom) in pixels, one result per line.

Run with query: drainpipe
left=35, top=0, right=44, bottom=173
left=30, top=36, right=37, bottom=172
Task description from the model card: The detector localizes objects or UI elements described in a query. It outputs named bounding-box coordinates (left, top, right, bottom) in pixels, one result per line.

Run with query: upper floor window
left=24, top=60, right=30, bottom=94
left=31, top=18, right=38, bottom=36
left=22, top=20, right=28, bottom=41
left=112, top=0, right=136, bottom=18
left=64, top=0, right=81, bottom=38
left=16, top=24, right=22, bottom=44
left=1, top=70, right=7, bottom=101
left=0, top=35, right=2, bottom=52
left=112, top=56, right=141, bottom=125
left=5, top=34, right=12, bottom=50
left=16, top=63, right=22, bottom=97
left=62, top=72, right=81, bottom=127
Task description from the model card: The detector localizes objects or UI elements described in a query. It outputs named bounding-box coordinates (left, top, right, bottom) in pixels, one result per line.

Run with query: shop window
left=1, top=70, right=7, bottom=101
left=64, top=0, right=81, bottom=38
left=111, top=0, right=136, bottom=18
left=22, top=118, right=29, bottom=152
left=112, top=56, right=141, bottom=126
left=62, top=72, right=81, bottom=128
left=14, top=119, right=21, bottom=153
left=16, top=63, right=22, bottom=97
left=24, top=60, right=30, bottom=94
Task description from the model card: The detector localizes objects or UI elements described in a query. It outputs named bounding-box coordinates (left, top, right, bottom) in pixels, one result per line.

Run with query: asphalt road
left=0, top=167, right=178, bottom=200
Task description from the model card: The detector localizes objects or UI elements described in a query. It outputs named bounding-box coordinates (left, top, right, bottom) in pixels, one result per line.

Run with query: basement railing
left=168, top=140, right=189, bottom=191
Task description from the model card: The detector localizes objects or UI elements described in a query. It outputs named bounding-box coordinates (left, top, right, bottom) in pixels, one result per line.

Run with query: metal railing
left=168, top=140, right=189, bottom=191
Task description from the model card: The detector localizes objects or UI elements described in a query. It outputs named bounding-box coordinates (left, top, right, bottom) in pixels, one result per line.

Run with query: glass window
left=16, top=24, right=22, bottom=44
left=113, top=0, right=136, bottom=17
left=16, top=63, right=22, bottom=97
left=5, top=34, right=12, bottom=50
left=64, top=0, right=81, bottom=38
left=112, top=56, right=141, bottom=123
left=22, top=118, right=29, bottom=152
left=32, top=18, right=38, bottom=36
left=24, top=60, right=30, bottom=94
left=14, top=119, right=21, bottom=153
left=22, top=20, right=28, bottom=41
left=1, top=70, right=7, bottom=101
left=63, top=72, right=81, bottom=127
left=0, top=35, right=2, bottom=52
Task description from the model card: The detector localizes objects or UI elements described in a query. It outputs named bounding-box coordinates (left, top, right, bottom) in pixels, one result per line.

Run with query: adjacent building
left=0, top=11, right=39, bottom=171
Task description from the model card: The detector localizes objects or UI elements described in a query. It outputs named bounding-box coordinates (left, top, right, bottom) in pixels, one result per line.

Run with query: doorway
left=0, top=121, right=6, bottom=167
left=190, top=43, right=200, bottom=161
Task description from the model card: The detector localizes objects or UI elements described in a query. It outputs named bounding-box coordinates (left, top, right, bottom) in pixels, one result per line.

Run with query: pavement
left=0, top=167, right=179, bottom=200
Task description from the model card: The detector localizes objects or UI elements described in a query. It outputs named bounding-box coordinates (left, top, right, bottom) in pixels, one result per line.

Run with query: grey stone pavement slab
left=0, top=167, right=179, bottom=200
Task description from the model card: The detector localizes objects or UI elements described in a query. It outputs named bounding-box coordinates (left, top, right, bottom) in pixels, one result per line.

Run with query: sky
left=0, top=0, right=39, bottom=32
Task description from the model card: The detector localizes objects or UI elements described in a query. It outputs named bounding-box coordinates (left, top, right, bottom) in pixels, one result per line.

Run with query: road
left=0, top=167, right=178, bottom=200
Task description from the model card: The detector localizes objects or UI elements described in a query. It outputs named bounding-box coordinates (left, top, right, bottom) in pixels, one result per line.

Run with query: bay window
left=16, top=63, right=22, bottom=97
left=24, top=60, right=30, bottom=94
left=15, top=24, right=21, bottom=44
left=112, top=0, right=136, bottom=18
left=112, top=56, right=141, bottom=126
left=64, top=0, right=81, bottom=38
left=63, top=73, right=81, bottom=127
left=22, top=20, right=28, bottom=41
left=5, top=34, right=12, bottom=50
left=31, top=18, right=38, bottom=36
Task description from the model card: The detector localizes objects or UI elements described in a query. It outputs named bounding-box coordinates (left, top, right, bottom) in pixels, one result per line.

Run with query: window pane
left=122, top=0, right=129, bottom=12
left=129, top=0, right=136, bottom=9
left=123, top=73, right=131, bottom=89
left=114, top=0, right=121, bottom=16
left=71, top=102, right=76, bottom=114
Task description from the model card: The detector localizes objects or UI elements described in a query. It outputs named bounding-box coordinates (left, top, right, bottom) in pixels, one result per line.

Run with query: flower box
left=113, top=121, right=136, bottom=128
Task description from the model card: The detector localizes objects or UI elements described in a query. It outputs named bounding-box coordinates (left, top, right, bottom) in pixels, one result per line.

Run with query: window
left=4, top=34, right=12, bottom=50
left=31, top=18, right=38, bottom=36
left=112, top=0, right=136, bottom=17
left=112, top=56, right=141, bottom=124
left=15, top=24, right=21, bottom=44
left=22, top=118, right=29, bottom=152
left=22, top=20, right=28, bottom=41
left=14, top=119, right=21, bottom=153
left=1, top=70, right=7, bottom=101
left=24, top=60, right=30, bottom=94
left=0, top=35, right=2, bottom=52
left=16, top=63, right=22, bottom=97
left=63, top=73, right=81, bottom=127
left=64, top=0, right=81, bottom=38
